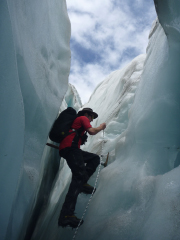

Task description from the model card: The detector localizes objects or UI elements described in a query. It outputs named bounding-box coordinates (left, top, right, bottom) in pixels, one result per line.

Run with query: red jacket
left=59, top=116, right=92, bottom=151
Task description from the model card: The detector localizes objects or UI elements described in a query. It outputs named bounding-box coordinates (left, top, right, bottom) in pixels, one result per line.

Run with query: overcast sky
left=66, top=0, right=157, bottom=104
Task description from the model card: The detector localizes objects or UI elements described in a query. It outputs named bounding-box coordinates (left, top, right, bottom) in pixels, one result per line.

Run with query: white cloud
left=66, top=0, right=157, bottom=104
left=69, top=59, right=110, bottom=103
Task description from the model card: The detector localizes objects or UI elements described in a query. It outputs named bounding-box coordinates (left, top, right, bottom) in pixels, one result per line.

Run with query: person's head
left=84, top=112, right=94, bottom=122
left=78, top=108, right=98, bottom=122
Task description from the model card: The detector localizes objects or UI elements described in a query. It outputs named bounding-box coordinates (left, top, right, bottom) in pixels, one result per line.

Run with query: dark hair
left=85, top=112, right=93, bottom=116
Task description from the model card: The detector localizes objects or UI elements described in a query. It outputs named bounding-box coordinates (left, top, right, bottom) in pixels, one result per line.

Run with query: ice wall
left=31, top=83, right=82, bottom=240
left=0, top=1, right=71, bottom=240
left=48, top=0, right=180, bottom=239
left=2, top=0, right=180, bottom=239
left=75, top=1, right=180, bottom=239
left=31, top=53, right=146, bottom=240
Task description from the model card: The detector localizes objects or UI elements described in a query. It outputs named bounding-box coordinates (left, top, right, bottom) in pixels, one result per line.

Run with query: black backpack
left=49, top=107, right=77, bottom=143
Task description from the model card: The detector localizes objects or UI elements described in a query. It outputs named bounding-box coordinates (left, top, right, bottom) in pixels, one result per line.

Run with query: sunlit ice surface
left=1, top=0, right=180, bottom=240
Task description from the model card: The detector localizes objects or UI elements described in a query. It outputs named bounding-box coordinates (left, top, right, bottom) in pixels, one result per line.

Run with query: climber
left=58, top=107, right=106, bottom=228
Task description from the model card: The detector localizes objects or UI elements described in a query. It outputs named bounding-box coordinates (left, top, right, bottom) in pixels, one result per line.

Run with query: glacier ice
left=32, top=48, right=146, bottom=240
left=0, top=0, right=71, bottom=240
left=34, top=1, right=180, bottom=240
left=2, top=0, right=180, bottom=240
left=31, top=84, right=82, bottom=240
left=76, top=1, right=180, bottom=240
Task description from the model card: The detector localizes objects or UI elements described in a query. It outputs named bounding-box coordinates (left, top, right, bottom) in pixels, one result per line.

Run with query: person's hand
left=100, top=123, right=106, bottom=130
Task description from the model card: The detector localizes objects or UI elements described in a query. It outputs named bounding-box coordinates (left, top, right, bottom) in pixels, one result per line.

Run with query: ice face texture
left=54, top=1, right=180, bottom=240
left=31, top=84, right=82, bottom=240
left=2, top=0, right=180, bottom=240
left=0, top=0, right=70, bottom=239
left=32, top=52, right=146, bottom=240
left=76, top=2, right=180, bottom=240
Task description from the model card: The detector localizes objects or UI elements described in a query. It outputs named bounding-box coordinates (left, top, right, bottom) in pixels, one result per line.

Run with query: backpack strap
left=81, top=131, right=88, bottom=145
left=60, top=129, right=76, bottom=141
left=71, top=126, right=84, bottom=147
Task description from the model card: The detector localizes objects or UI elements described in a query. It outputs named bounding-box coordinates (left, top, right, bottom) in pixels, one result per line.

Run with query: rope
left=72, top=93, right=126, bottom=240
left=72, top=130, right=105, bottom=240
left=72, top=75, right=139, bottom=239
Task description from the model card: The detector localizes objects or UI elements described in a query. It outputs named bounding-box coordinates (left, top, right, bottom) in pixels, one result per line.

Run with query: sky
left=66, top=0, right=157, bottom=104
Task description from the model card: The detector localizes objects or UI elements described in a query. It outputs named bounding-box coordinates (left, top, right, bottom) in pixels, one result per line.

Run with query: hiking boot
left=81, top=183, right=96, bottom=195
left=58, top=215, right=84, bottom=228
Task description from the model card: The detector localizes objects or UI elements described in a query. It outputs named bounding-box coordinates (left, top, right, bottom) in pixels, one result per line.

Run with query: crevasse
left=1, top=0, right=180, bottom=240
left=47, top=1, right=180, bottom=239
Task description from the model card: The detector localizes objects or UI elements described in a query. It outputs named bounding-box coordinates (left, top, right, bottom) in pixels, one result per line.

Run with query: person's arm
left=87, top=123, right=106, bottom=135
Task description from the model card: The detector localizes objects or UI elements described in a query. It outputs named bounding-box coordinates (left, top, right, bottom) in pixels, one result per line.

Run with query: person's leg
left=77, top=150, right=100, bottom=195
left=81, top=150, right=100, bottom=179
left=59, top=148, right=88, bottom=217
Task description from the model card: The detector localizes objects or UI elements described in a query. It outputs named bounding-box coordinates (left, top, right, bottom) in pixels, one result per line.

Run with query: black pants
left=59, top=147, right=100, bottom=216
